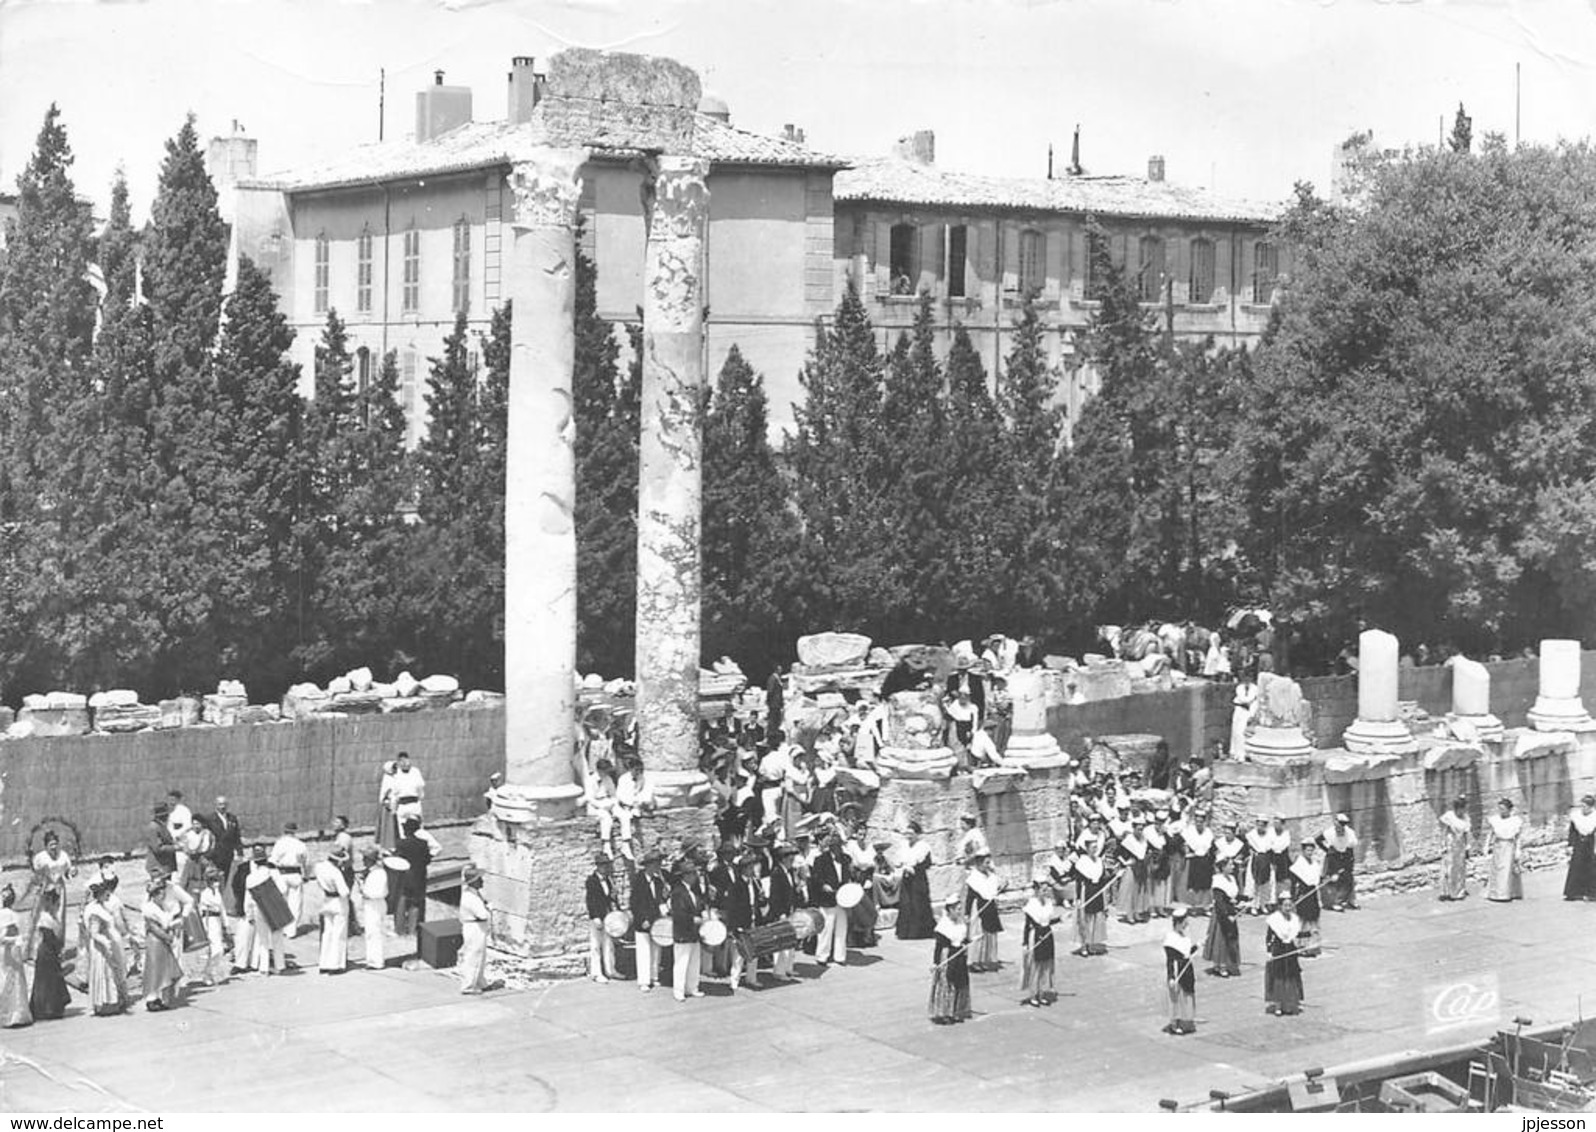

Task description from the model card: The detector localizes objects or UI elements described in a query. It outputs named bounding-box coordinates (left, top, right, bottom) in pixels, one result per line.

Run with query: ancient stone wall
left=0, top=707, right=506, bottom=861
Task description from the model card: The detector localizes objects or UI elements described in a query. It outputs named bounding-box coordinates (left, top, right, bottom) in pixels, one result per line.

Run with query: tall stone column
left=635, top=154, right=713, bottom=809
left=1000, top=668, right=1065, bottom=769
left=1447, top=656, right=1503, bottom=742
left=1343, top=629, right=1417, bottom=755
left=1528, top=639, right=1594, bottom=731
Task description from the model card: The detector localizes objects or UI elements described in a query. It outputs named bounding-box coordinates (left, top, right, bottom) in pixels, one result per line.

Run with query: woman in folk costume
left=28, top=889, right=71, bottom=1021
left=1229, top=677, right=1257, bottom=760
left=1162, top=907, right=1198, bottom=1035
left=1145, top=814, right=1172, bottom=917
left=140, top=876, right=183, bottom=1011
left=1438, top=795, right=1472, bottom=901
left=895, top=822, right=936, bottom=940
left=0, top=885, right=32, bottom=1027
left=1165, top=807, right=1190, bottom=908
left=1243, top=816, right=1274, bottom=913
left=1044, top=838, right=1075, bottom=908
left=929, top=897, right=973, bottom=1025
left=1202, top=858, right=1242, bottom=977
left=84, top=882, right=130, bottom=1016
left=1287, top=840, right=1323, bottom=959
left=1117, top=817, right=1152, bottom=924
left=197, top=865, right=229, bottom=986
left=1316, top=813, right=1360, bottom=911
left=1263, top=895, right=1304, bottom=1016
left=1071, top=838, right=1113, bottom=957
left=26, top=831, right=75, bottom=961
left=458, top=866, right=493, bottom=994
left=1486, top=797, right=1524, bottom=902
left=376, top=760, right=399, bottom=852
left=1564, top=794, right=1596, bottom=901
left=359, top=847, right=390, bottom=970
left=1019, top=878, right=1059, bottom=1007
left=964, top=855, right=1005, bottom=972
left=1182, top=811, right=1216, bottom=915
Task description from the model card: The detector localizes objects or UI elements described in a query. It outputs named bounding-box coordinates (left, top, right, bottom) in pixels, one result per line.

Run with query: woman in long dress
left=1486, top=798, right=1524, bottom=902
left=84, top=883, right=129, bottom=1016
left=196, top=866, right=228, bottom=986
left=1263, top=896, right=1304, bottom=1016
left=929, top=898, right=972, bottom=1024
left=376, top=760, right=399, bottom=852
left=1163, top=909, right=1198, bottom=1036
left=1019, top=880, right=1058, bottom=1007
left=1183, top=813, right=1215, bottom=915
left=29, top=889, right=71, bottom=1020
left=895, top=824, right=936, bottom=940
left=1072, top=841, right=1113, bottom=957
left=141, top=877, right=183, bottom=1011
left=1117, top=820, right=1152, bottom=924
left=1564, top=795, right=1596, bottom=901
left=0, top=885, right=33, bottom=1027
left=1438, top=796, right=1472, bottom=900
left=965, top=856, right=1004, bottom=972
left=359, top=848, right=389, bottom=970
left=1288, top=841, right=1323, bottom=959
left=458, top=868, right=491, bottom=994
left=1203, top=858, right=1242, bottom=977
left=1230, top=678, right=1258, bottom=760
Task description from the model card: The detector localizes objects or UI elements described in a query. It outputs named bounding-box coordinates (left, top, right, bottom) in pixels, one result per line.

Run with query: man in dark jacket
left=808, top=833, right=849, bottom=968
left=767, top=842, right=801, bottom=981
left=201, top=796, right=244, bottom=913
left=669, top=856, right=707, bottom=1002
left=584, top=854, right=617, bottom=983
left=630, top=850, right=670, bottom=992
left=145, top=803, right=177, bottom=878
left=725, top=853, right=765, bottom=992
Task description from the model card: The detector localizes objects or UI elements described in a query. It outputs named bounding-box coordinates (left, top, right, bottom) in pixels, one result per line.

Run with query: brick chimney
left=1148, top=155, right=1165, bottom=182
left=507, top=56, right=543, bottom=126
left=782, top=123, right=806, bottom=144
left=892, top=129, right=935, bottom=165
left=416, top=70, right=473, bottom=142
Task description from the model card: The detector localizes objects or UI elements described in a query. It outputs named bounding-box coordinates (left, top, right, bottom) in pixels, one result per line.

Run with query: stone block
left=346, top=667, right=374, bottom=692
left=796, top=631, right=873, bottom=668
left=92, top=703, right=161, bottom=734
left=202, top=694, right=247, bottom=726
left=540, top=49, right=699, bottom=153
left=280, top=685, right=329, bottom=720
left=89, top=689, right=139, bottom=709
left=379, top=696, right=428, bottom=714
left=158, top=697, right=202, bottom=729
left=421, top=674, right=461, bottom=694
left=18, top=707, right=91, bottom=736
left=327, top=691, right=384, bottom=715
left=1067, top=664, right=1133, bottom=703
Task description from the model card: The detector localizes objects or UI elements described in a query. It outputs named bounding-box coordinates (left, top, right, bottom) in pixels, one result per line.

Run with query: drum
left=739, top=919, right=799, bottom=962
left=786, top=908, right=824, bottom=941
left=649, top=918, right=675, bottom=947
left=699, top=918, right=728, bottom=947
left=836, top=882, right=864, bottom=910
left=247, top=874, right=294, bottom=933
left=603, top=910, right=632, bottom=940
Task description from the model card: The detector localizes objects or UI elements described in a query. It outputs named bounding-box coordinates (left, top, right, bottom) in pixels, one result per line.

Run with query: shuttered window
left=1189, top=237, right=1216, bottom=304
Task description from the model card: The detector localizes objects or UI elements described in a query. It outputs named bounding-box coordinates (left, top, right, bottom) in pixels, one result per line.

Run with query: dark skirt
left=896, top=864, right=935, bottom=940
left=1324, top=850, right=1356, bottom=908
left=929, top=957, right=972, bottom=1021
left=1265, top=953, right=1303, bottom=1014
left=29, top=927, right=71, bottom=1020
left=1565, top=832, right=1596, bottom=900
left=1202, top=912, right=1241, bottom=975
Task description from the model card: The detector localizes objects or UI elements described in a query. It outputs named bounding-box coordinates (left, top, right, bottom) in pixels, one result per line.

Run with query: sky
left=3, top=0, right=1596, bottom=220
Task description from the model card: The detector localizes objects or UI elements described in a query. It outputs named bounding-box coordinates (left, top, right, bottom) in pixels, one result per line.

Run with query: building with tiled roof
left=220, top=60, right=845, bottom=441
left=832, top=131, right=1293, bottom=435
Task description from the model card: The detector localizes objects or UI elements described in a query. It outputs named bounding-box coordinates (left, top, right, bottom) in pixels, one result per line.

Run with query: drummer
left=584, top=854, right=618, bottom=984
left=724, top=853, right=765, bottom=993
left=669, top=855, right=709, bottom=1002
left=236, top=845, right=287, bottom=975
left=765, top=842, right=802, bottom=982
left=630, top=850, right=671, bottom=993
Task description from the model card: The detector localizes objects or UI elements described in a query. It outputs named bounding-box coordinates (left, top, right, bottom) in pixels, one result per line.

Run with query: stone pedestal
left=633, top=152, right=712, bottom=804
left=1246, top=671, right=1314, bottom=762
left=876, top=690, right=956, bottom=780
left=1528, top=638, right=1594, bottom=732
left=1344, top=629, right=1418, bottom=755
left=1001, top=668, right=1065, bottom=769
left=1446, top=655, right=1503, bottom=742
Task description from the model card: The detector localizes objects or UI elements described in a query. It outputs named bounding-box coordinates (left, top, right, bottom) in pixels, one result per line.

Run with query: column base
left=1446, top=712, right=1504, bottom=743
left=487, top=782, right=585, bottom=825
left=467, top=812, right=592, bottom=969
left=877, top=745, right=956, bottom=781
left=647, top=768, right=714, bottom=809
left=1245, top=725, right=1314, bottom=762
left=1528, top=697, right=1596, bottom=732
left=1001, top=731, right=1067, bottom=770
left=1342, top=717, right=1419, bottom=756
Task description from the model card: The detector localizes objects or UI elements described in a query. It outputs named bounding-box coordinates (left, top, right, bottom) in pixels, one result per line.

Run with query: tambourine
left=603, top=910, right=632, bottom=939
left=836, top=882, right=864, bottom=910
left=649, top=918, right=675, bottom=947
left=698, top=917, right=728, bottom=947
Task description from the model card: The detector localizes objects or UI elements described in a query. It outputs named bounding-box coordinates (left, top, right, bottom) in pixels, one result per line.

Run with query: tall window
left=451, top=217, right=471, bottom=315
left=1085, top=229, right=1111, bottom=300
left=402, top=228, right=421, bottom=313
left=356, top=230, right=373, bottom=313
left=1189, top=237, right=1216, bottom=304
left=1138, top=235, right=1166, bottom=302
left=889, top=223, right=917, bottom=294
left=1253, top=240, right=1279, bottom=303
left=946, top=224, right=968, bottom=299
left=313, top=234, right=330, bottom=314
left=1018, top=229, right=1045, bottom=296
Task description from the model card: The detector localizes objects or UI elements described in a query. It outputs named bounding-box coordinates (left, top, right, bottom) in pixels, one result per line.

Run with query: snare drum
left=836, top=882, right=864, bottom=910
left=247, top=873, right=293, bottom=934
left=699, top=918, right=728, bottom=947
left=786, top=908, right=824, bottom=941
left=603, top=910, right=632, bottom=940
left=740, top=920, right=799, bottom=962
left=649, top=918, right=675, bottom=947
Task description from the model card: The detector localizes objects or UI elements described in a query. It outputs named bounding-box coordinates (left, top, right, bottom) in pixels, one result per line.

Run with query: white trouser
left=232, top=914, right=255, bottom=970
left=635, top=931, right=663, bottom=987
left=729, top=937, right=757, bottom=989
left=588, top=921, right=615, bottom=979
left=598, top=809, right=637, bottom=856
left=817, top=906, right=848, bottom=964
left=282, top=875, right=305, bottom=932
left=672, top=941, right=702, bottom=1000
left=772, top=947, right=795, bottom=978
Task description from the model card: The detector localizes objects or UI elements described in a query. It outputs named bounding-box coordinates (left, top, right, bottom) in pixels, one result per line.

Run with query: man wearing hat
left=236, top=844, right=287, bottom=975
left=1316, top=812, right=1360, bottom=911
left=584, top=854, right=618, bottom=983
left=809, top=833, right=851, bottom=968
left=145, top=802, right=178, bottom=880
left=766, top=843, right=802, bottom=981
left=458, top=866, right=492, bottom=994
left=669, top=855, right=709, bottom=1001
left=313, top=846, right=351, bottom=974
left=269, top=821, right=310, bottom=937
left=1162, top=906, right=1198, bottom=1035
left=358, top=846, right=389, bottom=970
left=631, top=850, right=670, bottom=992
left=724, top=853, right=765, bottom=992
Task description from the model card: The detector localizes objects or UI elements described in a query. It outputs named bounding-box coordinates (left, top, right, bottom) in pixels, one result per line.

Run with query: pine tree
left=1449, top=102, right=1473, bottom=155
left=939, top=324, right=1009, bottom=629
left=415, top=312, right=476, bottom=525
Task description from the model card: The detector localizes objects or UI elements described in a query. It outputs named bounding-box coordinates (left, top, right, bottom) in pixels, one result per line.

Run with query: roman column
left=497, top=148, right=590, bottom=818
left=1342, top=629, right=1418, bottom=755
left=1000, top=668, right=1066, bottom=769
left=634, top=154, right=713, bottom=809
left=1447, top=656, right=1503, bottom=742
left=1528, top=639, right=1594, bottom=731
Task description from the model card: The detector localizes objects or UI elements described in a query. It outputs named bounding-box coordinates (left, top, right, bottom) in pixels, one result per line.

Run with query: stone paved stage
left=4, top=867, right=1593, bottom=1112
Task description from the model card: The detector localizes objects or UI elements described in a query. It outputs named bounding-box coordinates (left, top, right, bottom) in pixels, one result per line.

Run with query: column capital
left=509, top=148, right=589, bottom=232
